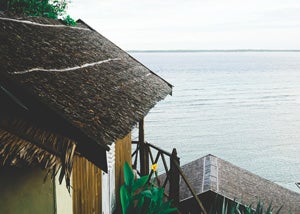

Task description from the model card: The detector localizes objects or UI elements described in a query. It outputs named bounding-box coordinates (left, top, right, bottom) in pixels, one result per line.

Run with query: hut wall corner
left=115, top=132, right=132, bottom=212
left=72, top=132, right=131, bottom=214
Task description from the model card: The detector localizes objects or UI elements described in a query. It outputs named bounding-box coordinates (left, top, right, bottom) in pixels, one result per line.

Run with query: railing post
left=169, top=148, right=180, bottom=208
left=139, top=119, right=149, bottom=176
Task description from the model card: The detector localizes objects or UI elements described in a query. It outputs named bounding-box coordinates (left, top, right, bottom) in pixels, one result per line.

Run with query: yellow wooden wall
left=72, top=132, right=131, bottom=214
left=72, top=156, right=102, bottom=214
left=115, top=133, right=132, bottom=213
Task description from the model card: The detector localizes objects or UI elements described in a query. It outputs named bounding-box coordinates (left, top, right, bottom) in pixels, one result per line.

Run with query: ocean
left=130, top=51, right=300, bottom=192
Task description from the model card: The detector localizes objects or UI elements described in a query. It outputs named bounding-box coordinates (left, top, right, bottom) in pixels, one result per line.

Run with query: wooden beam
left=139, top=119, right=149, bottom=176
left=171, top=156, right=207, bottom=214
left=169, top=148, right=180, bottom=208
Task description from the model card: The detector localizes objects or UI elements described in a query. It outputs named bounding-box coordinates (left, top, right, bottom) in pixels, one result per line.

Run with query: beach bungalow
left=177, top=154, right=300, bottom=213
left=0, top=14, right=172, bottom=213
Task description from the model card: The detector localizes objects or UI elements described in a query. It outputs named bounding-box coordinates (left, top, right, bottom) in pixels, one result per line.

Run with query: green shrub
left=1, top=0, right=76, bottom=25
left=120, top=162, right=177, bottom=214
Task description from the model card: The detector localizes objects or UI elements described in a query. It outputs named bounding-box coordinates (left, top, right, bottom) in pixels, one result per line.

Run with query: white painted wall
left=102, top=143, right=116, bottom=214
left=55, top=173, right=73, bottom=214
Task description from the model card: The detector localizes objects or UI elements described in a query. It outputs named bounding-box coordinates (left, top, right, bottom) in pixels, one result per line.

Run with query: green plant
left=1, top=0, right=76, bottom=25
left=63, top=14, right=76, bottom=26
left=244, top=201, right=283, bottom=214
left=217, top=197, right=283, bottom=214
left=120, top=162, right=177, bottom=214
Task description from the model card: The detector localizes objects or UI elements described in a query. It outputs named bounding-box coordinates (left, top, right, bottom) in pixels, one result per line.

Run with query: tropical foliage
left=120, top=162, right=177, bottom=214
left=213, top=197, right=284, bottom=214
left=0, top=0, right=76, bottom=25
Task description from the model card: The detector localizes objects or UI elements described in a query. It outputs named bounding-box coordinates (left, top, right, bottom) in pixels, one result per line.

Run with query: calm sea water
left=131, top=51, right=300, bottom=192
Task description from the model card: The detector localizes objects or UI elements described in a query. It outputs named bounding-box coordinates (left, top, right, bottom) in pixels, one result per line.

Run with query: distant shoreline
left=128, top=49, right=300, bottom=53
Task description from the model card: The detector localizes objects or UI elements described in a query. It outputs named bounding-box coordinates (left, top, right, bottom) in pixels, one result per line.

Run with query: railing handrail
left=132, top=140, right=172, bottom=157
left=131, top=140, right=207, bottom=214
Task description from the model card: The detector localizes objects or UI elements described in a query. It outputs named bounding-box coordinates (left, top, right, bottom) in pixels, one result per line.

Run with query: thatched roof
left=0, top=13, right=172, bottom=183
left=177, top=155, right=300, bottom=213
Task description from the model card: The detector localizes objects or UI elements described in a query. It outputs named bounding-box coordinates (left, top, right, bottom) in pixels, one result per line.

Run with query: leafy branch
left=1, top=0, right=76, bottom=25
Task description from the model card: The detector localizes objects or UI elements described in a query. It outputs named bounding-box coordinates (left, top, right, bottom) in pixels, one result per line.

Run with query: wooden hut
left=177, top=154, right=300, bottom=213
left=0, top=13, right=172, bottom=213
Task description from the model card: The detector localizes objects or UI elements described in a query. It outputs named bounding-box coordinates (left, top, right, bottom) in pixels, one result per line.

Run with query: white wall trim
left=55, top=172, right=73, bottom=214
left=102, top=143, right=116, bottom=214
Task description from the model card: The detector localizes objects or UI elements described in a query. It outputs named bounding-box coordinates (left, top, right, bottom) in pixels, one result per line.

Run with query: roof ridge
left=202, top=155, right=219, bottom=193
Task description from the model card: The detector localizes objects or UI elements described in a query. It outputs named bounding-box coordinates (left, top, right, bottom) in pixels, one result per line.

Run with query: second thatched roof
left=178, top=155, right=300, bottom=213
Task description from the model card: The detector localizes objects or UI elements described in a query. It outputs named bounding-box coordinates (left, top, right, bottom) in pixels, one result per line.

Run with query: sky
left=68, top=0, right=300, bottom=50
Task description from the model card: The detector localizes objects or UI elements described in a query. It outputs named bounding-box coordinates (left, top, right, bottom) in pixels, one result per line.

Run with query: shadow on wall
left=0, top=167, right=55, bottom=214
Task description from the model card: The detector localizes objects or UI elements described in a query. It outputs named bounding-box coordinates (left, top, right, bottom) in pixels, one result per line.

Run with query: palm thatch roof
left=0, top=13, right=172, bottom=186
left=177, top=155, right=300, bottom=213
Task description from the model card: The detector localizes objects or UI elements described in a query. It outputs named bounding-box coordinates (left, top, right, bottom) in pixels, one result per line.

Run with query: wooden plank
left=115, top=133, right=132, bottom=213
left=72, top=133, right=131, bottom=214
left=72, top=156, right=102, bottom=214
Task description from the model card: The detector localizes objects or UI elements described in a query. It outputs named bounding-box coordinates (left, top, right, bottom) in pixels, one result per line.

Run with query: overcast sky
left=68, top=0, right=300, bottom=50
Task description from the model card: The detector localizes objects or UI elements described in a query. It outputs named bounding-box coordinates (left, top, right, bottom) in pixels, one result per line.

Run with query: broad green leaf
left=157, top=188, right=164, bottom=205
left=229, top=204, right=235, bottom=214
left=151, top=187, right=160, bottom=203
left=157, top=208, right=178, bottom=214
left=132, top=175, right=149, bottom=192
left=120, top=185, right=130, bottom=214
left=137, top=195, right=145, bottom=208
left=141, top=190, right=152, bottom=198
left=158, top=201, right=173, bottom=211
left=124, top=162, right=134, bottom=188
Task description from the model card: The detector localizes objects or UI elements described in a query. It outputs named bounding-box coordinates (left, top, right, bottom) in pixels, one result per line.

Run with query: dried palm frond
left=0, top=117, right=77, bottom=190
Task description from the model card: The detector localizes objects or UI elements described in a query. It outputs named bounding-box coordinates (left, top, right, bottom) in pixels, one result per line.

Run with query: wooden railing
left=131, top=120, right=207, bottom=214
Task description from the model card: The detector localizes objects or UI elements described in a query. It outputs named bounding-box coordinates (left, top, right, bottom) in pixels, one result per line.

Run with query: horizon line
left=127, top=49, right=300, bottom=53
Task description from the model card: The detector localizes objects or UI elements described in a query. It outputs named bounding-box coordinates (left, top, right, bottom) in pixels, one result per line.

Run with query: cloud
left=68, top=0, right=300, bottom=50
